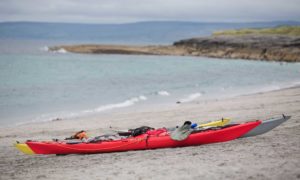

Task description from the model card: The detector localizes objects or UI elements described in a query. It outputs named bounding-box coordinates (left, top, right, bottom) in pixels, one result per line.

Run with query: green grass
left=213, top=26, right=300, bottom=36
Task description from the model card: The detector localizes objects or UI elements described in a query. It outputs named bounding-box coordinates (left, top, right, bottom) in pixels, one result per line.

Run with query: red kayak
left=27, top=121, right=261, bottom=155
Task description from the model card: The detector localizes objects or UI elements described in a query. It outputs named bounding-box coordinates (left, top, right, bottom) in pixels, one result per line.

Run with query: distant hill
left=0, top=21, right=300, bottom=44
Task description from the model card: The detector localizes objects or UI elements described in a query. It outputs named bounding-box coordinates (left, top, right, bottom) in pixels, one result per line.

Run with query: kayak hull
left=27, top=121, right=261, bottom=155
left=148, top=121, right=259, bottom=149
left=241, top=116, right=291, bottom=138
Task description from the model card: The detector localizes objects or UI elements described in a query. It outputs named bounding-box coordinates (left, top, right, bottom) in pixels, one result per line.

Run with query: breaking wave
left=17, top=95, right=148, bottom=126
left=52, top=48, right=67, bottom=54
left=88, top=95, right=147, bottom=113
left=156, top=90, right=170, bottom=96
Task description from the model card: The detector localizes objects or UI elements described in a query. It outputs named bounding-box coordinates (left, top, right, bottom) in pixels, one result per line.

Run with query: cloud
left=0, top=0, right=299, bottom=23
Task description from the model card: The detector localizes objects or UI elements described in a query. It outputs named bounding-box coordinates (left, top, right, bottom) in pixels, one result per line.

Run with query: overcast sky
left=0, top=0, right=299, bottom=23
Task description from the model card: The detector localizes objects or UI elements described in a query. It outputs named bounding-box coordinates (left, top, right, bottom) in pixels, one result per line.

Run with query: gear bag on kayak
left=129, top=126, right=155, bottom=137
left=65, top=130, right=88, bottom=140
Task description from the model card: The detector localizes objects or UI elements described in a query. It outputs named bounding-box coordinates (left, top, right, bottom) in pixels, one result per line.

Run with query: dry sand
left=0, top=86, right=300, bottom=180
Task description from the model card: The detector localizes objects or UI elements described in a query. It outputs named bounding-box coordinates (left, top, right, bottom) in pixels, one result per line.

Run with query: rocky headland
left=50, top=27, right=300, bottom=62
left=173, top=35, right=300, bottom=62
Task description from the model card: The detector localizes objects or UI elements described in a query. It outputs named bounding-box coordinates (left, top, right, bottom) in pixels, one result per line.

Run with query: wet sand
left=0, top=86, right=300, bottom=180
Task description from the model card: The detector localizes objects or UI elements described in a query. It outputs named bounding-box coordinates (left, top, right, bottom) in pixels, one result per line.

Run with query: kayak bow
left=241, top=115, right=291, bottom=138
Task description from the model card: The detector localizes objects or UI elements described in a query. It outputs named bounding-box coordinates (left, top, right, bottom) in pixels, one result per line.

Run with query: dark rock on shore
left=173, top=35, right=300, bottom=62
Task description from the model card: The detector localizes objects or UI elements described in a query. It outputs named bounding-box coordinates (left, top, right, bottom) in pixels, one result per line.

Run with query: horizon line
left=1, top=20, right=300, bottom=25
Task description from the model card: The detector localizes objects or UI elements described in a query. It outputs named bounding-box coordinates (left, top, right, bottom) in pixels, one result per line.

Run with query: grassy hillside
left=213, top=26, right=300, bottom=36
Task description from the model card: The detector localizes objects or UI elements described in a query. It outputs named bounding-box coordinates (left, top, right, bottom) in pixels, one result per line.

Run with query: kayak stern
left=15, top=142, right=35, bottom=155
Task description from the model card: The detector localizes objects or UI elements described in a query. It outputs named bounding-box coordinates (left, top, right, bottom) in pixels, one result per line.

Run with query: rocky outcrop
left=50, top=35, right=300, bottom=62
left=173, top=35, right=300, bottom=62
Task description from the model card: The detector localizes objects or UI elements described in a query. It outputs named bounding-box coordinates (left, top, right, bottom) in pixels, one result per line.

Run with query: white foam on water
left=16, top=95, right=148, bottom=126
left=80, top=95, right=148, bottom=114
left=94, top=96, right=146, bottom=112
left=156, top=91, right=170, bottom=96
left=179, top=93, right=202, bottom=103
left=52, top=48, right=67, bottom=54
left=138, top=95, right=147, bottom=100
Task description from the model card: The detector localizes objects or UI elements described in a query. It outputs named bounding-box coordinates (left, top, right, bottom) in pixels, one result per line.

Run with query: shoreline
left=1, top=83, right=299, bottom=129
left=50, top=34, right=300, bottom=62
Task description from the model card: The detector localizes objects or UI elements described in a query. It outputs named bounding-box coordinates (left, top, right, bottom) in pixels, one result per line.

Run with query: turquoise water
left=1, top=40, right=300, bottom=126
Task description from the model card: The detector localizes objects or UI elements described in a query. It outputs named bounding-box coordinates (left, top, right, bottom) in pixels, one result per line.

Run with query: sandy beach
left=0, top=86, right=300, bottom=180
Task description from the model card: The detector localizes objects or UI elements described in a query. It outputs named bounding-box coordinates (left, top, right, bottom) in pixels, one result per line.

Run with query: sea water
left=1, top=39, right=300, bottom=126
